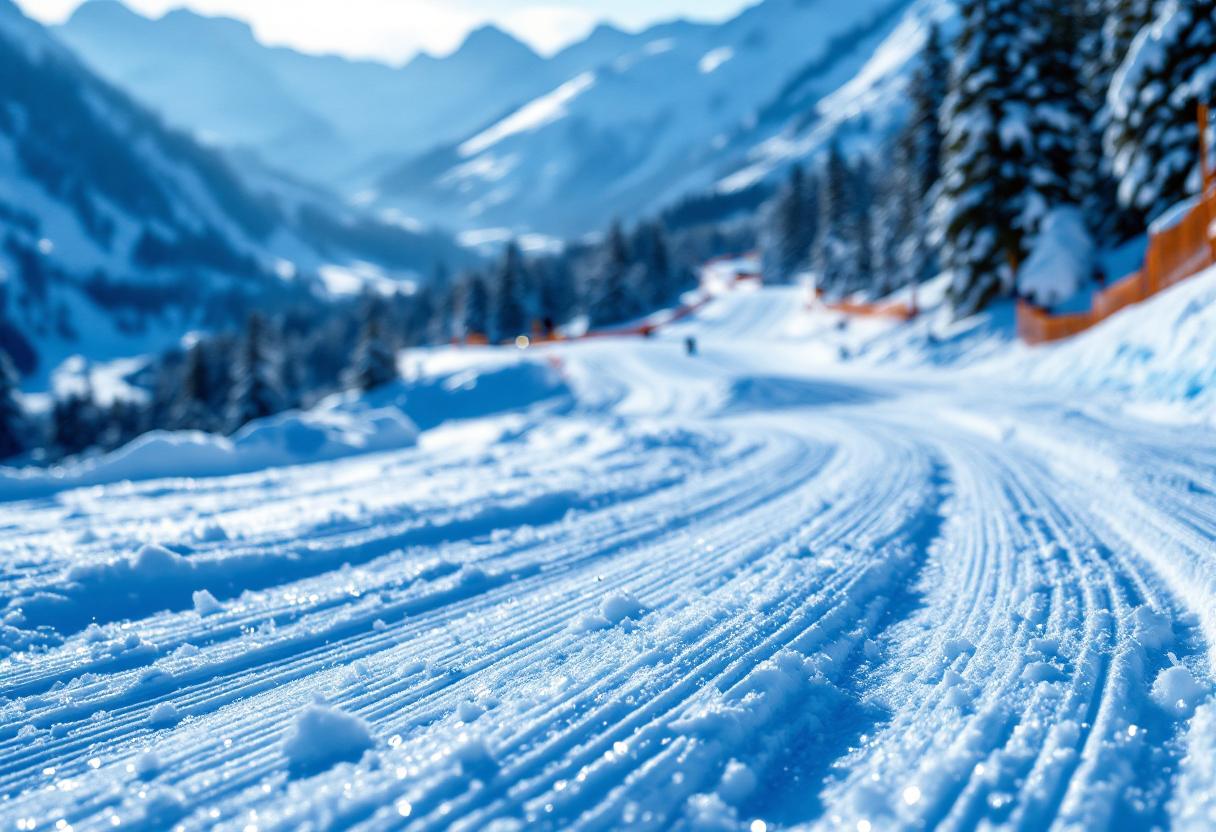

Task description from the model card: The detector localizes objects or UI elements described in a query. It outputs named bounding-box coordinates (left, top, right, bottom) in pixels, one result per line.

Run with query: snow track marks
left=0, top=327, right=1213, bottom=832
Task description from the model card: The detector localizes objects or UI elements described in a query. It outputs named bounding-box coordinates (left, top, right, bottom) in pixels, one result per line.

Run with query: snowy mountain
left=55, top=1, right=631, bottom=190
left=376, top=0, right=947, bottom=236
left=0, top=0, right=465, bottom=387
left=56, top=0, right=953, bottom=238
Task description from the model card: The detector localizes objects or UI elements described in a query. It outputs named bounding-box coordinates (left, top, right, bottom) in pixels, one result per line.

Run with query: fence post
left=1201, top=104, right=1214, bottom=192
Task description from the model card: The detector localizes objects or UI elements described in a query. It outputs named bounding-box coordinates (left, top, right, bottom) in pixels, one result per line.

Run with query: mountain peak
left=65, top=0, right=142, bottom=27
left=452, top=25, right=537, bottom=61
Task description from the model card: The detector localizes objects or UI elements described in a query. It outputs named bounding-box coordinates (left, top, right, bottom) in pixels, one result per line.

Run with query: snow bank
left=1024, top=265, right=1216, bottom=419
left=282, top=700, right=375, bottom=775
left=385, top=354, right=570, bottom=430
left=0, top=405, right=419, bottom=501
left=1017, top=207, right=1095, bottom=307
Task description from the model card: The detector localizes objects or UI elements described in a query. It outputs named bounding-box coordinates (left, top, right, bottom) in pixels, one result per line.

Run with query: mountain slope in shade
left=0, top=0, right=464, bottom=387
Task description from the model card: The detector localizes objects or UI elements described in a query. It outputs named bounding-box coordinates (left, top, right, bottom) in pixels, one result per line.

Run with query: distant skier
left=685, top=337, right=698, bottom=356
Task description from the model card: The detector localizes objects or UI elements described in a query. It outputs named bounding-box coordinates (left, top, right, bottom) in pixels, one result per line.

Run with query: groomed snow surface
left=4, top=276, right=1216, bottom=831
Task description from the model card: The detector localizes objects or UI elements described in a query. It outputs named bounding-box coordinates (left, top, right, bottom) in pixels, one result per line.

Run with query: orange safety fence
left=580, top=294, right=713, bottom=340
left=810, top=288, right=919, bottom=322
left=1018, top=185, right=1216, bottom=344
left=1019, top=105, right=1216, bottom=344
left=458, top=294, right=717, bottom=348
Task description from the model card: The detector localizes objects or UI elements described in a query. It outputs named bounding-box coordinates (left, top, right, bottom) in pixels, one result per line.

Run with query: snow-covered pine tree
left=1105, top=0, right=1216, bottom=225
left=343, top=315, right=398, bottom=392
left=763, top=165, right=817, bottom=284
left=630, top=221, right=675, bottom=307
left=492, top=242, right=530, bottom=342
left=0, top=348, right=25, bottom=460
left=1039, top=0, right=1089, bottom=200
left=427, top=263, right=455, bottom=344
left=226, top=311, right=286, bottom=433
left=870, top=25, right=949, bottom=298
left=170, top=341, right=221, bottom=432
left=815, top=141, right=860, bottom=296
left=462, top=274, right=490, bottom=340
left=872, top=137, right=916, bottom=296
left=853, top=156, right=875, bottom=294
left=406, top=284, right=436, bottom=346
left=52, top=381, right=101, bottom=458
left=934, top=0, right=1083, bottom=316
left=589, top=223, right=645, bottom=326
left=908, top=23, right=949, bottom=208
left=97, top=399, right=145, bottom=451
left=535, top=255, right=575, bottom=330
left=901, top=22, right=949, bottom=285
left=1102, top=0, right=1162, bottom=89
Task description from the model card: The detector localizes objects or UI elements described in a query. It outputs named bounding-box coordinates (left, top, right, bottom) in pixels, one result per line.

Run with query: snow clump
left=282, top=698, right=375, bottom=774
left=192, top=590, right=222, bottom=617
left=1151, top=663, right=1208, bottom=718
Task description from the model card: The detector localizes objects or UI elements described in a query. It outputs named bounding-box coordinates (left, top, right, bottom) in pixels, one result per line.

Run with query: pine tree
left=872, top=138, right=915, bottom=296
left=226, top=311, right=286, bottom=433
left=53, top=380, right=101, bottom=458
left=908, top=24, right=949, bottom=208
left=1102, top=0, right=1162, bottom=91
left=0, top=348, right=25, bottom=460
left=535, top=255, right=575, bottom=331
left=492, top=242, right=530, bottom=342
left=873, top=25, right=949, bottom=297
left=764, top=165, right=817, bottom=284
left=1105, top=0, right=1216, bottom=224
left=98, top=399, right=145, bottom=451
left=590, top=222, right=645, bottom=326
left=427, top=263, right=455, bottom=344
left=934, top=0, right=1083, bottom=317
left=462, top=274, right=490, bottom=340
left=815, top=141, right=861, bottom=296
left=404, top=285, right=434, bottom=346
left=630, top=221, right=675, bottom=307
left=170, top=341, right=221, bottom=433
left=343, top=316, right=399, bottom=392
left=852, top=156, right=875, bottom=294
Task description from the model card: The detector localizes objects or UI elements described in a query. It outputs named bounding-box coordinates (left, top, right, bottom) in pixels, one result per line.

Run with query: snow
left=1152, top=664, right=1208, bottom=718
left=191, top=589, right=222, bottom=616
left=281, top=699, right=375, bottom=774
left=459, top=71, right=597, bottom=157
left=0, top=404, right=420, bottom=500
left=699, top=47, right=735, bottom=74
left=1017, top=206, right=1096, bottom=307
left=5, top=282, right=1216, bottom=830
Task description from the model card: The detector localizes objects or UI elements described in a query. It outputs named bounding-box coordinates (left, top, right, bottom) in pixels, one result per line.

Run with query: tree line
left=0, top=217, right=738, bottom=464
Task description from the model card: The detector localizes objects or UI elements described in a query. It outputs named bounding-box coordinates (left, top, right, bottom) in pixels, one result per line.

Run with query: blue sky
left=15, top=0, right=760, bottom=62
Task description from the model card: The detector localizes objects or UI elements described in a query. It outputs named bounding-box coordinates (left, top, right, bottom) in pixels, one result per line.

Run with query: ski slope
left=2, top=287, right=1215, bottom=832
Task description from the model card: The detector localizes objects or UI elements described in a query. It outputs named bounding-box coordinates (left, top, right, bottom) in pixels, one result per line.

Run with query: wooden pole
left=1200, top=104, right=1213, bottom=192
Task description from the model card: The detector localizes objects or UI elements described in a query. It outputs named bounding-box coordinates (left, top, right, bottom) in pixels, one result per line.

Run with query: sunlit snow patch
left=699, top=47, right=734, bottom=73
left=460, top=72, right=596, bottom=157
